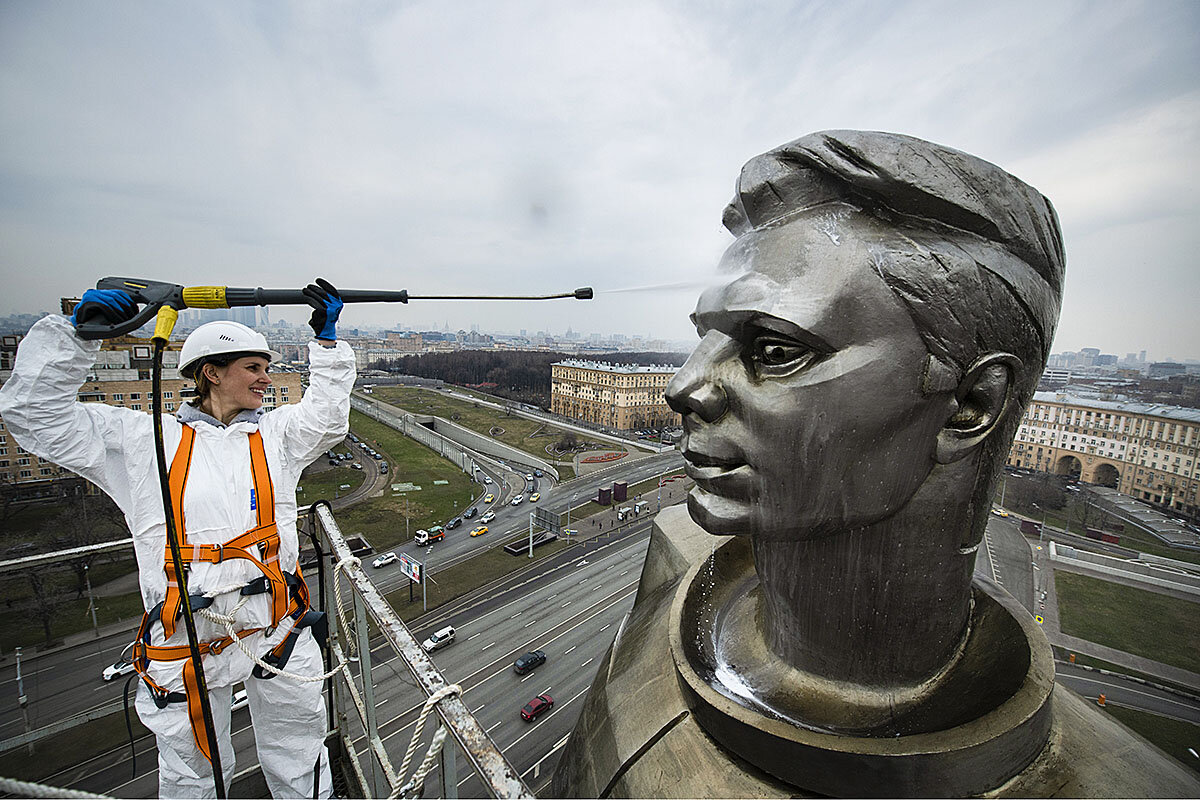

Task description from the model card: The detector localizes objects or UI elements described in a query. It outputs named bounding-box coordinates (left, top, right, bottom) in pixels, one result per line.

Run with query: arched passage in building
left=1093, top=462, right=1120, bottom=488
left=1055, top=454, right=1082, bottom=480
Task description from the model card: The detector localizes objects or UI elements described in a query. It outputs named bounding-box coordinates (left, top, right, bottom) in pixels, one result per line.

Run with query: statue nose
left=666, top=341, right=729, bottom=423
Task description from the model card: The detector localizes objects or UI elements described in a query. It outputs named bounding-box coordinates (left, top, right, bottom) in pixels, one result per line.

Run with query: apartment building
left=1008, top=391, right=1200, bottom=515
left=550, top=360, right=680, bottom=431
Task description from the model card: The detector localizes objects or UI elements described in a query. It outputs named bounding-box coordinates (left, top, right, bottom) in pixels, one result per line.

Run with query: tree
left=25, top=566, right=67, bottom=648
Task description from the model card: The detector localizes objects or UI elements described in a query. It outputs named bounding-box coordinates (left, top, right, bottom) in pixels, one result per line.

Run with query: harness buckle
left=207, top=638, right=228, bottom=656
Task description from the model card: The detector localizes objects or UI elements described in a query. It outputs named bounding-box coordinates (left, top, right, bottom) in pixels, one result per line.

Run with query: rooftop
left=1033, top=390, right=1200, bottom=424
left=552, top=359, right=677, bottom=374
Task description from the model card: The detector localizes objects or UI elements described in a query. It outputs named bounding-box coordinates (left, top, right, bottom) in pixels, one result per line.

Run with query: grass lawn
left=296, top=463, right=366, bottom=505
left=1054, top=570, right=1200, bottom=673
left=386, top=535, right=574, bottom=621
left=335, top=410, right=478, bottom=551
left=371, top=386, right=626, bottom=465
left=1104, top=705, right=1200, bottom=775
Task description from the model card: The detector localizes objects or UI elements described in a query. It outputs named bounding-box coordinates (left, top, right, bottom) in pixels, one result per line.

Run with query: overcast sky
left=2, top=1, right=1197, bottom=358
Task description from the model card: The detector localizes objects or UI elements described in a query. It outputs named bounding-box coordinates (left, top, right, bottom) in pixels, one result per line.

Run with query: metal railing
left=310, top=503, right=533, bottom=799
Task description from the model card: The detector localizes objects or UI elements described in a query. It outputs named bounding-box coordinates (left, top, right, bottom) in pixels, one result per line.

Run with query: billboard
left=398, top=553, right=422, bottom=583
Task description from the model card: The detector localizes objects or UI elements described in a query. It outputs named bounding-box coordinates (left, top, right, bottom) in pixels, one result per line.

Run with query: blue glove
left=70, top=289, right=138, bottom=328
left=303, top=278, right=343, bottom=340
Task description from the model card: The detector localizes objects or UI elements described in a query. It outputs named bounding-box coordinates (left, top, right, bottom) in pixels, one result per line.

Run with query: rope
left=194, top=556, right=361, bottom=684
left=390, top=684, right=462, bottom=798
left=0, top=776, right=110, bottom=799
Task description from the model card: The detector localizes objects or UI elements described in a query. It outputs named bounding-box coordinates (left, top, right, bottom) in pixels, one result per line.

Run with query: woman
left=0, top=279, right=354, bottom=799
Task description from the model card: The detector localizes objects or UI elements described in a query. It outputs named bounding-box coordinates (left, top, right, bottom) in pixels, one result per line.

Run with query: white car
left=372, top=553, right=397, bottom=568
left=484, top=476, right=492, bottom=484
left=422, top=626, right=456, bottom=652
left=511, top=495, right=524, bottom=506
left=102, top=658, right=136, bottom=682
left=525, top=473, right=534, bottom=481
left=480, top=511, right=496, bottom=523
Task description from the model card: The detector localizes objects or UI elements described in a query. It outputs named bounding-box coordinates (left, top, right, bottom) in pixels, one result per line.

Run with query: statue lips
left=681, top=447, right=750, bottom=493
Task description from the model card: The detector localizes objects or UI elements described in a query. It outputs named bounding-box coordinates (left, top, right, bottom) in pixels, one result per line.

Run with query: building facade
left=550, top=360, right=680, bottom=431
left=1007, top=391, right=1200, bottom=515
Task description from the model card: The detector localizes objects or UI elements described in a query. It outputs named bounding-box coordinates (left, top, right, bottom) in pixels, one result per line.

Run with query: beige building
left=1007, top=391, right=1200, bottom=515
left=0, top=333, right=302, bottom=492
left=551, top=360, right=680, bottom=431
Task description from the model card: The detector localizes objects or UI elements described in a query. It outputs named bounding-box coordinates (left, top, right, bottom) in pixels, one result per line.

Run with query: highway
left=366, top=449, right=682, bottom=596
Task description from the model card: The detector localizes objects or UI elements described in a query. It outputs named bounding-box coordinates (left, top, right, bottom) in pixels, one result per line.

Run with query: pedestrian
left=0, top=279, right=354, bottom=799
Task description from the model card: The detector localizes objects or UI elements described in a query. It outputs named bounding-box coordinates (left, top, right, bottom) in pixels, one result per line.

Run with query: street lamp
left=1032, top=502, right=1048, bottom=545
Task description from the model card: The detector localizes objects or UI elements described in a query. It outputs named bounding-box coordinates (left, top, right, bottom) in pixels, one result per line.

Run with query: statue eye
left=750, top=336, right=819, bottom=376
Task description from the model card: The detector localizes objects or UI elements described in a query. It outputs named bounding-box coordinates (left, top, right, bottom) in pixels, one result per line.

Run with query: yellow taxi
left=470, top=526, right=489, bottom=537
left=530, top=493, right=540, bottom=502
left=484, top=493, right=495, bottom=504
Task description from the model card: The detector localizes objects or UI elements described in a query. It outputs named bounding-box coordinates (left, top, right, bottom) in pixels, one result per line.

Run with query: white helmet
left=178, top=320, right=281, bottom=379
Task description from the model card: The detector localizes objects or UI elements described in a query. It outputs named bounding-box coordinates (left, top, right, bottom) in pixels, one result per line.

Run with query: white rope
left=0, top=776, right=109, bottom=799
left=390, top=684, right=462, bottom=799
left=194, top=555, right=361, bottom=684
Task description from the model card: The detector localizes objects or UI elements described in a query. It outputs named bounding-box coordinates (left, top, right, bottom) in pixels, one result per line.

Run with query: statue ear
left=934, top=353, right=1022, bottom=464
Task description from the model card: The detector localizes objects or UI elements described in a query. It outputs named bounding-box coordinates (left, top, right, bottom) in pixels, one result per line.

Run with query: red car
left=520, top=694, right=554, bottom=722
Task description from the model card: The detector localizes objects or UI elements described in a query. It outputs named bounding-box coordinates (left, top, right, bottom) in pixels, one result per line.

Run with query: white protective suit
left=0, top=315, right=356, bottom=798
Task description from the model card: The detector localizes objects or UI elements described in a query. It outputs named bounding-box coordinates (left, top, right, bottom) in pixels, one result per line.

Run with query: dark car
left=520, top=694, right=554, bottom=722
left=534, top=469, right=543, bottom=478
left=513, top=650, right=546, bottom=675
left=446, top=517, right=462, bottom=529
left=464, top=507, right=478, bottom=519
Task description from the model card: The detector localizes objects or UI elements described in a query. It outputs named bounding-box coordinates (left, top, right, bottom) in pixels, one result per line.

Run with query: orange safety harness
left=132, top=423, right=326, bottom=762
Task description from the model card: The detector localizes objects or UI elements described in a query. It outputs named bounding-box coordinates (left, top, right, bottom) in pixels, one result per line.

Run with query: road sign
left=392, top=483, right=422, bottom=492
left=398, top=553, right=422, bottom=583
left=533, top=506, right=562, bottom=534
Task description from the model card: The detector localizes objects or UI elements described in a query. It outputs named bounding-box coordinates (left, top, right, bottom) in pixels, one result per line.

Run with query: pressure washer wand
left=76, top=278, right=593, bottom=340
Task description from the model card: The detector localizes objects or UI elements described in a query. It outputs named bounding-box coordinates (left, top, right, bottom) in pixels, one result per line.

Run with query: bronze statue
left=553, top=131, right=1200, bottom=797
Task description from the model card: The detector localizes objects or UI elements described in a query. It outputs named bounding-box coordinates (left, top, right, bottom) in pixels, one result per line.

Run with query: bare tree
left=26, top=566, right=67, bottom=648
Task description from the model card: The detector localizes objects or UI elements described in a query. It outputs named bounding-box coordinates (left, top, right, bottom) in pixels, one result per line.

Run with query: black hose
left=152, top=338, right=226, bottom=798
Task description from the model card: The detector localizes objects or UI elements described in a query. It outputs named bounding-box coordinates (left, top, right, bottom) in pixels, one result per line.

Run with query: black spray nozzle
left=574, top=287, right=593, bottom=300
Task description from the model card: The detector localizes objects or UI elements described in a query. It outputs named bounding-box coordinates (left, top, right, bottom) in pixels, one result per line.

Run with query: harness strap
left=161, top=424, right=196, bottom=640
left=161, top=428, right=289, bottom=639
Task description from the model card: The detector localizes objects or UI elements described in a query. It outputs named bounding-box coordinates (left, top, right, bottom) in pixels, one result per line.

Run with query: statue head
left=666, top=130, right=1065, bottom=543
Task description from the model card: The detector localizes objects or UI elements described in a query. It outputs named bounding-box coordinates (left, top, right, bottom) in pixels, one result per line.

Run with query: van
left=415, top=526, right=445, bottom=546
left=422, top=626, right=455, bottom=652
